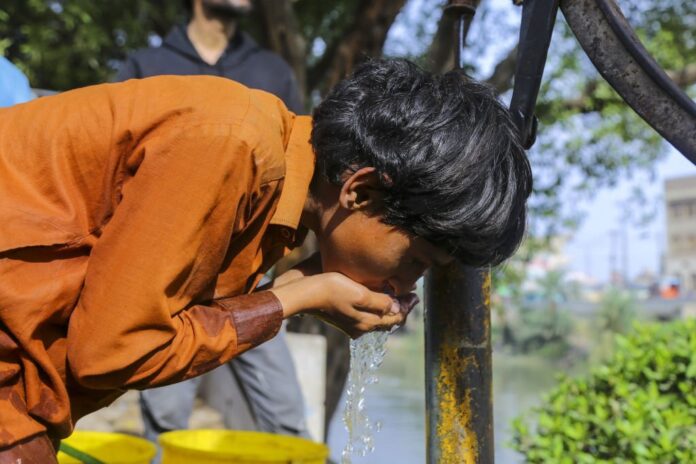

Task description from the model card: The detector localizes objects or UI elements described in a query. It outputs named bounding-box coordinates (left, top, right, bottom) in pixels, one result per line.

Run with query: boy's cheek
left=321, top=236, right=407, bottom=288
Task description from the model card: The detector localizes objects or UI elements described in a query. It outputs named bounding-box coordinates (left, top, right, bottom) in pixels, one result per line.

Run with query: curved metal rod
left=509, top=0, right=560, bottom=148
left=561, top=0, right=696, bottom=164
left=595, top=0, right=696, bottom=119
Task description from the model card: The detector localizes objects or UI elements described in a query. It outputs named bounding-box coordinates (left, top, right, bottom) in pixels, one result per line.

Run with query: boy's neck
left=187, top=6, right=237, bottom=65
left=300, top=191, right=323, bottom=236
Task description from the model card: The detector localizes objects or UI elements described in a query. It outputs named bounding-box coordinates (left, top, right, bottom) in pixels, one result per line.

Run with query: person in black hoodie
left=115, top=0, right=310, bottom=457
left=116, top=0, right=302, bottom=112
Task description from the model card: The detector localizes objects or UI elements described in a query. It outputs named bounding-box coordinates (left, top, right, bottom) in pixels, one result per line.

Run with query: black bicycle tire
left=560, top=0, right=696, bottom=164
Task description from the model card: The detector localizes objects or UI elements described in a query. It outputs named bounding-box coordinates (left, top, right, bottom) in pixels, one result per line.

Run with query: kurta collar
left=270, top=115, right=315, bottom=232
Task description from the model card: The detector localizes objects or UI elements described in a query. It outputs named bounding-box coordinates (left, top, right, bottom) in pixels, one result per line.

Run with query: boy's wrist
left=272, top=268, right=305, bottom=288
left=270, top=283, right=305, bottom=319
left=269, top=276, right=322, bottom=319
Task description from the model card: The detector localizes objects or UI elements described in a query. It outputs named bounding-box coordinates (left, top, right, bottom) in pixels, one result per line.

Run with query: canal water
left=327, top=328, right=574, bottom=463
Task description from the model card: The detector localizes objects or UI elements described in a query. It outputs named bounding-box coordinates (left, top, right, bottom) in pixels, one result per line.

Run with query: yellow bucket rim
left=159, top=430, right=330, bottom=462
left=58, top=430, right=156, bottom=463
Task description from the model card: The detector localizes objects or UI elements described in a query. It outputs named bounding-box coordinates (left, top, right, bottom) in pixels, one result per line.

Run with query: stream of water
left=341, top=331, right=389, bottom=464
left=330, top=329, right=580, bottom=463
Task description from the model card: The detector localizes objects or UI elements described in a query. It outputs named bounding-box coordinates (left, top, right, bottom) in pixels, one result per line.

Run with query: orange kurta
left=0, top=76, right=314, bottom=447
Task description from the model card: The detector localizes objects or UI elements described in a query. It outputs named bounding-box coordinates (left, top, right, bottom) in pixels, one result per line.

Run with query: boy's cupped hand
left=270, top=254, right=418, bottom=338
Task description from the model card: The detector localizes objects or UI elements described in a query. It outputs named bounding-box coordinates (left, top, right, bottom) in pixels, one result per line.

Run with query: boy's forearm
left=67, top=291, right=283, bottom=390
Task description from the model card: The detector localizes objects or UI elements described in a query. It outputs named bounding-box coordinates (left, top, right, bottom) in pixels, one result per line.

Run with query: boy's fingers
left=356, top=291, right=398, bottom=316
left=383, top=312, right=406, bottom=327
left=358, top=311, right=405, bottom=331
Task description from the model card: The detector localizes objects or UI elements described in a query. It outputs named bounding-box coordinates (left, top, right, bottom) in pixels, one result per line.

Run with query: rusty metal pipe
left=425, top=265, right=493, bottom=464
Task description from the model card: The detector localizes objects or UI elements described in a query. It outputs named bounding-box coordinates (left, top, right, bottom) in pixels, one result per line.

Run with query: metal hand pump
left=424, top=2, right=494, bottom=463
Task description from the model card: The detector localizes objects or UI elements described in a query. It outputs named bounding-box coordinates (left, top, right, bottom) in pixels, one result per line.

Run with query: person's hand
left=269, top=272, right=419, bottom=338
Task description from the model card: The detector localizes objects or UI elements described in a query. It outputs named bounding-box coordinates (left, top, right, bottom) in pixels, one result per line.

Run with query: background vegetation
left=512, top=319, right=696, bottom=463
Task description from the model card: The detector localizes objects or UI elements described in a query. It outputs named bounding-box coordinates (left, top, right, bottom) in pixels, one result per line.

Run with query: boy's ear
left=338, top=167, right=384, bottom=211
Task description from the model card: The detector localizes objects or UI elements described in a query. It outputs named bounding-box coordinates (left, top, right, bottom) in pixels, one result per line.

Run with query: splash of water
left=341, top=331, right=389, bottom=464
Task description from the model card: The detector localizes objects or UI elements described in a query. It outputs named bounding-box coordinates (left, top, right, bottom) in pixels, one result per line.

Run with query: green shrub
left=512, top=319, right=696, bottom=463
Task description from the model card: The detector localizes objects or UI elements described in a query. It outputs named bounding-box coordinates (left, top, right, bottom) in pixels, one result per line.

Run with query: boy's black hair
left=311, top=58, right=533, bottom=267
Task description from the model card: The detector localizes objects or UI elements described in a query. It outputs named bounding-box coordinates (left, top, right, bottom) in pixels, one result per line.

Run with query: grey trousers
left=140, top=327, right=309, bottom=460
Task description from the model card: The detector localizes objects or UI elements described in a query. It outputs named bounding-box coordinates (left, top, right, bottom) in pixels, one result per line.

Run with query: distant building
left=664, top=175, right=696, bottom=294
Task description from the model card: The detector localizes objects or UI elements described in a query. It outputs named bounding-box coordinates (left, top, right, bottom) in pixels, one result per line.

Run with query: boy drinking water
left=0, top=58, right=531, bottom=461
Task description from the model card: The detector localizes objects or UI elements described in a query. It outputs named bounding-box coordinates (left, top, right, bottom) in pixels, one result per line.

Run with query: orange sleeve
left=66, top=121, right=282, bottom=390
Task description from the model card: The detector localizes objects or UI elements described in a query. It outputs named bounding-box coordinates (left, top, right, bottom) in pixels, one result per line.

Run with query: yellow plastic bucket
left=159, top=430, right=330, bottom=464
left=57, top=431, right=156, bottom=464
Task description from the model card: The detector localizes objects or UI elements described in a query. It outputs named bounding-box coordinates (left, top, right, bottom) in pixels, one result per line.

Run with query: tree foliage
left=512, top=319, right=696, bottom=463
left=0, top=1, right=184, bottom=90
left=434, top=0, right=696, bottom=237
